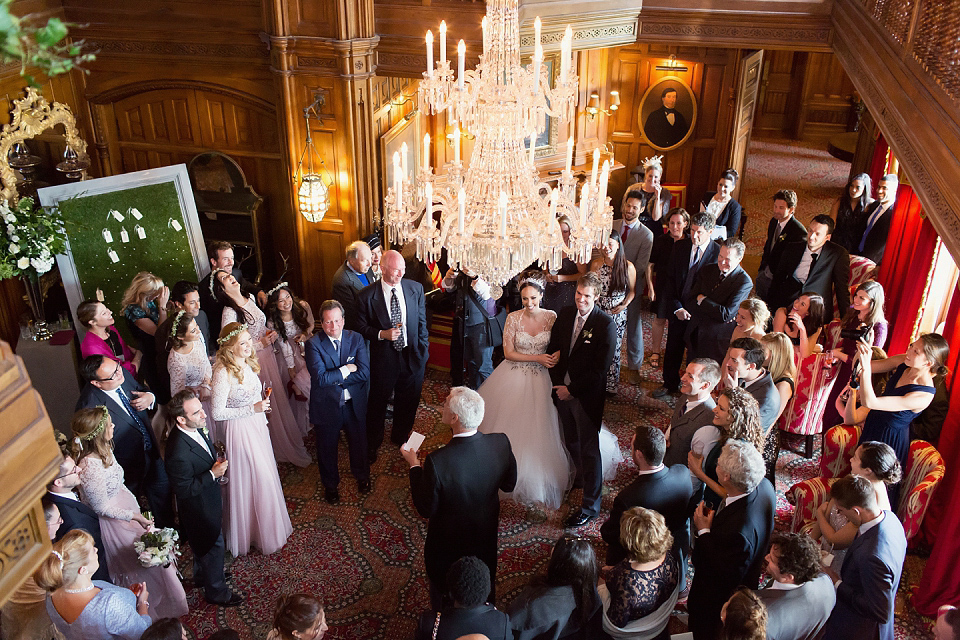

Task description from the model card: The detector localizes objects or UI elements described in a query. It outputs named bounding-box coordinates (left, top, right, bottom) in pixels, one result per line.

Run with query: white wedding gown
left=478, top=310, right=623, bottom=509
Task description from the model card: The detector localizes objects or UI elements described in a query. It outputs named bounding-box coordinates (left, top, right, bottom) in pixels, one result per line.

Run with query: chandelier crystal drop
left=383, top=0, right=614, bottom=291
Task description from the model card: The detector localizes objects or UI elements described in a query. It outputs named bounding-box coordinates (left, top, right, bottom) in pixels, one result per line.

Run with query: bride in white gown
left=478, top=276, right=623, bottom=509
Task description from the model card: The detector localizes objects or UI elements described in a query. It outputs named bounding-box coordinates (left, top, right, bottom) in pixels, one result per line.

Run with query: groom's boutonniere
left=581, top=328, right=593, bottom=342
left=778, top=232, right=787, bottom=243
left=200, top=426, right=209, bottom=438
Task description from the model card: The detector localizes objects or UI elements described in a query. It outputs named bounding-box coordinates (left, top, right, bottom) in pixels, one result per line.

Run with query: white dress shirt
left=380, top=280, right=407, bottom=345
left=177, top=426, right=218, bottom=481
left=793, top=246, right=822, bottom=283
left=329, top=333, right=352, bottom=400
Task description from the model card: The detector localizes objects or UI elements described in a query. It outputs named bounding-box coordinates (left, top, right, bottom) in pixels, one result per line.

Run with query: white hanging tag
left=102, top=228, right=113, bottom=243
left=110, top=209, right=124, bottom=222
left=168, top=218, right=182, bottom=232
left=107, top=249, right=119, bottom=263
left=135, top=224, right=146, bottom=240
left=95, top=288, right=104, bottom=302
left=128, top=207, right=143, bottom=220
left=120, top=227, right=130, bottom=243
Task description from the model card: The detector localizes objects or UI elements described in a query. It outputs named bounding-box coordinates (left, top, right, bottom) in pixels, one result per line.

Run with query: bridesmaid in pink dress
left=165, top=312, right=217, bottom=441
left=266, top=282, right=314, bottom=436
left=211, top=322, right=293, bottom=557
left=212, top=269, right=311, bottom=467
left=70, top=407, right=187, bottom=621
left=77, top=300, right=141, bottom=378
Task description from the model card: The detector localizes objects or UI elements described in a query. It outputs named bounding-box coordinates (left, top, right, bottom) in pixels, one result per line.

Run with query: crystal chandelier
left=383, top=0, right=614, bottom=290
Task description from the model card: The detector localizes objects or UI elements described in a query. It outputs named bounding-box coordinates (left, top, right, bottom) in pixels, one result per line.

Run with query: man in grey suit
left=614, top=192, right=655, bottom=377
left=723, top=337, right=780, bottom=433
left=664, top=358, right=719, bottom=468
left=757, top=532, right=836, bottom=640
left=331, top=240, right=376, bottom=331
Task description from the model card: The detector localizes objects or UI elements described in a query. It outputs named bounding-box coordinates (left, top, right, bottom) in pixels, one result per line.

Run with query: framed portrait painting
left=639, top=76, right=697, bottom=152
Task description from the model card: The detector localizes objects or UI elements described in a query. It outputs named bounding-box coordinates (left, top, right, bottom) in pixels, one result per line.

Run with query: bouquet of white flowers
left=134, top=526, right=180, bottom=568
left=0, top=197, right=66, bottom=280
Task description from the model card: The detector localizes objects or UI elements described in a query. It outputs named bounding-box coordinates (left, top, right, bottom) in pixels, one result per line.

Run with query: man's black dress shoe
left=564, top=510, right=595, bottom=528
left=358, top=479, right=371, bottom=494
left=324, top=487, right=340, bottom=504
left=206, top=591, right=244, bottom=607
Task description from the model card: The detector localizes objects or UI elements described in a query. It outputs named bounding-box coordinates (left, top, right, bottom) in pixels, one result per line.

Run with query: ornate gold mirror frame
left=0, top=87, right=88, bottom=202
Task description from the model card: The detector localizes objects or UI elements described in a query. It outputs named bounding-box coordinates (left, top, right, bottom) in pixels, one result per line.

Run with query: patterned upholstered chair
left=831, top=255, right=876, bottom=316
left=777, top=352, right=841, bottom=458
left=786, top=425, right=946, bottom=541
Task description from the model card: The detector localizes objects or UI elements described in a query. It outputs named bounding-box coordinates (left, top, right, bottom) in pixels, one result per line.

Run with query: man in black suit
left=767, top=214, right=850, bottom=320
left=821, top=475, right=907, bottom=640
left=305, top=300, right=371, bottom=504
left=164, top=390, right=242, bottom=607
left=756, top=532, right=836, bottom=640
left=688, top=440, right=775, bottom=640
left=331, top=240, right=376, bottom=331
left=664, top=358, right=720, bottom=469
left=356, top=249, right=430, bottom=460
left=414, top=556, right=511, bottom=639
left=684, top=237, right=753, bottom=364
left=402, top=386, right=517, bottom=609
left=198, top=241, right=265, bottom=324
left=546, top=272, right=618, bottom=528
left=600, top=426, right=692, bottom=570
left=76, top=355, right=175, bottom=528
left=722, top=338, right=781, bottom=433
left=443, top=268, right=506, bottom=389
left=754, top=190, right=807, bottom=300
left=654, top=212, right=720, bottom=397
left=46, top=453, right=110, bottom=582
left=853, top=173, right=898, bottom=266
left=644, top=87, right=689, bottom=148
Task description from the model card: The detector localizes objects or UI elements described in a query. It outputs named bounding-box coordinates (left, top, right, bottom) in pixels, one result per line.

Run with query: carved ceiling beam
left=636, top=9, right=832, bottom=52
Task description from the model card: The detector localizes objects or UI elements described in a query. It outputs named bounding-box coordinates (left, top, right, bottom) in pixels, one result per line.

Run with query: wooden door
left=755, top=51, right=799, bottom=134
left=729, top=50, right=764, bottom=200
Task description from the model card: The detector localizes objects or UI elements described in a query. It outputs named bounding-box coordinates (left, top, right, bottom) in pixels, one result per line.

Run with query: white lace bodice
left=268, top=318, right=308, bottom=369
left=78, top=455, right=134, bottom=521
left=222, top=295, right=266, bottom=342
left=211, top=363, right=262, bottom=421
left=503, top=310, right=556, bottom=372
left=168, top=341, right=212, bottom=395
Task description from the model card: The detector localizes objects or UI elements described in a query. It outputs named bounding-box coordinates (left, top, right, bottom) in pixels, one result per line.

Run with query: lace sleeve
left=279, top=340, right=295, bottom=368
left=211, top=366, right=254, bottom=421
left=168, top=351, right=187, bottom=396
left=503, top=311, right=519, bottom=352
left=78, top=458, right=133, bottom=521
left=221, top=305, right=237, bottom=329
left=544, top=309, right=557, bottom=332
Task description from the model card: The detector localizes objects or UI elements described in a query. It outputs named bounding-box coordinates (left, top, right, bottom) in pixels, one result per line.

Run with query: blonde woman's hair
left=34, top=529, right=94, bottom=592
left=740, top=298, right=771, bottom=332
left=121, top=271, right=165, bottom=312
left=215, top=322, right=260, bottom=383
left=761, top=332, right=797, bottom=384
left=719, top=387, right=765, bottom=453
left=619, top=506, right=674, bottom=564
left=70, top=407, right=114, bottom=468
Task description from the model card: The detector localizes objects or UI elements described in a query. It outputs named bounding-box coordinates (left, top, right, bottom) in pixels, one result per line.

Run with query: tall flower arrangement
left=0, top=196, right=64, bottom=279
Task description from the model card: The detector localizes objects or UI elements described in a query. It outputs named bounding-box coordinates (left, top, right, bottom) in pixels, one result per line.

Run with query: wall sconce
left=585, top=91, right=620, bottom=121
left=655, top=54, right=688, bottom=72
left=296, top=92, right=333, bottom=223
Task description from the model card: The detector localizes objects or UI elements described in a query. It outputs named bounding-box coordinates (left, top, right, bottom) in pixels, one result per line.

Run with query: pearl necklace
left=64, top=584, right=95, bottom=594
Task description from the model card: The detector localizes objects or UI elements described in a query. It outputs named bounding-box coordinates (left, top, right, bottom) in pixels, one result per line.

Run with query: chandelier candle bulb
left=458, top=40, right=465, bottom=91
left=424, top=182, right=433, bottom=219
left=591, top=148, right=600, bottom=187
left=439, top=21, right=447, bottom=65
left=534, top=17, right=541, bottom=46
left=481, top=17, right=488, bottom=54
left=549, top=188, right=558, bottom=220
left=597, top=160, right=610, bottom=215
left=426, top=30, right=434, bottom=77
left=458, top=187, right=465, bottom=233
left=423, top=133, right=431, bottom=171
left=565, top=135, right=573, bottom=173
left=454, top=124, right=461, bottom=163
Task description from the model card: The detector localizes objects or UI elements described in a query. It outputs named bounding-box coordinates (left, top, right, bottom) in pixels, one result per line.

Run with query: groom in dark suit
left=355, top=249, right=430, bottom=460
left=76, top=355, right=175, bottom=529
left=402, top=386, right=517, bottom=608
left=547, top=272, right=618, bottom=528
left=305, top=299, right=371, bottom=504
left=46, top=454, right=111, bottom=582
left=164, top=390, right=242, bottom=607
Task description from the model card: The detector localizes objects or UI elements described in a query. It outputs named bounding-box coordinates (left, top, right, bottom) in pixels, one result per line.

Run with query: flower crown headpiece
left=75, top=406, right=109, bottom=444
left=266, top=282, right=288, bottom=298
left=218, top=323, right=248, bottom=346
left=641, top=155, right=664, bottom=172
left=170, top=310, right=186, bottom=338
left=209, top=268, right=227, bottom=295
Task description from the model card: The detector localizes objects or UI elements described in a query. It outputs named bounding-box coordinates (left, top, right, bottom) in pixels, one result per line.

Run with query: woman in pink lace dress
left=165, top=311, right=217, bottom=441
left=213, top=269, right=311, bottom=467
left=211, top=322, right=293, bottom=557
left=266, top=283, right=315, bottom=435
left=70, top=407, right=187, bottom=621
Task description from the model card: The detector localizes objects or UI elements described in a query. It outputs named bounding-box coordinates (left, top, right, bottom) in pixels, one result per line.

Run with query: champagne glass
left=263, top=382, right=273, bottom=413
left=214, top=441, right=228, bottom=485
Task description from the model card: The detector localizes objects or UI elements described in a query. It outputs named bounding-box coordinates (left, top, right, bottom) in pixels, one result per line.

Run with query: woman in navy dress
left=854, top=334, right=947, bottom=501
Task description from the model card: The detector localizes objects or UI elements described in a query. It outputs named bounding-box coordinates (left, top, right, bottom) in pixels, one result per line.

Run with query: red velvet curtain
left=869, top=133, right=890, bottom=183
left=877, top=187, right=939, bottom=354
left=912, top=288, right=960, bottom=615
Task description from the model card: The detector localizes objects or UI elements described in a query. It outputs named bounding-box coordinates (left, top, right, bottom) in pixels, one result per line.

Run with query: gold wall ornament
left=0, top=87, right=90, bottom=203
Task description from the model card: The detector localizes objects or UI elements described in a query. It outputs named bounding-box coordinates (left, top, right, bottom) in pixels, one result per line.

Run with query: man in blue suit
left=305, top=299, right=371, bottom=504
left=355, top=249, right=430, bottom=462
left=821, top=475, right=907, bottom=640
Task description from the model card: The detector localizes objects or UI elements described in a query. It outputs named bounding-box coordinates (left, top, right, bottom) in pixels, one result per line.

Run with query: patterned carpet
left=175, top=137, right=938, bottom=639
